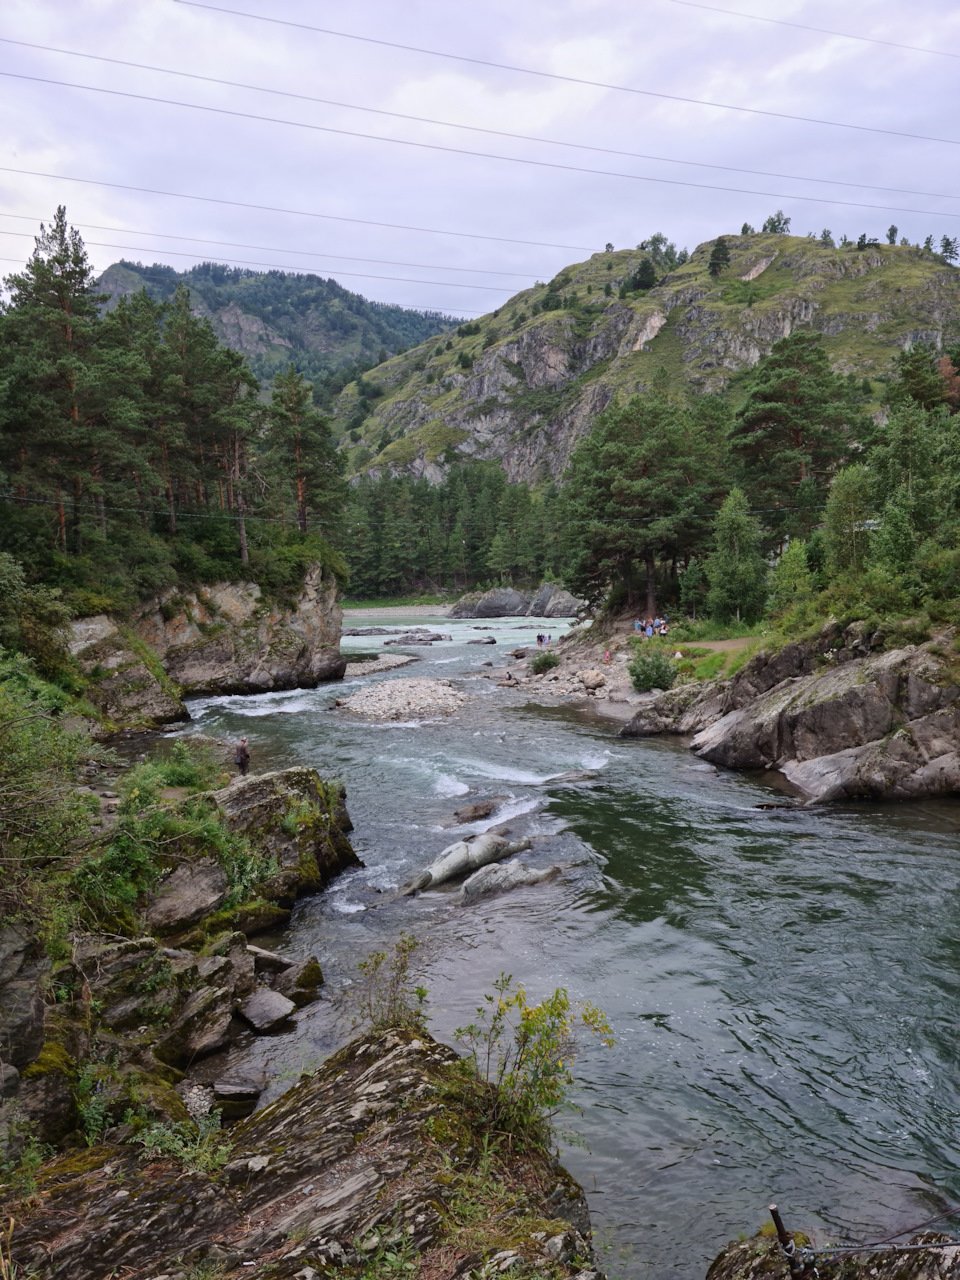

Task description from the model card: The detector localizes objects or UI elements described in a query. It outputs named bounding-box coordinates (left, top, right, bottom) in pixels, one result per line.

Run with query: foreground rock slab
left=708, top=1228, right=960, bottom=1279
left=7, top=1028, right=599, bottom=1280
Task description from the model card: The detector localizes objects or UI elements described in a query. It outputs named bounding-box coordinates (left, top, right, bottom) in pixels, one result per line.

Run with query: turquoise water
left=179, top=612, right=960, bottom=1278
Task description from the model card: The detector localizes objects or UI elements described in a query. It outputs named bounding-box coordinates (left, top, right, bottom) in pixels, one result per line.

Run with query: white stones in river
left=340, top=676, right=470, bottom=720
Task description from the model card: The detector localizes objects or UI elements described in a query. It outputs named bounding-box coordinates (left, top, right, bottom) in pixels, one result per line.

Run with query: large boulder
left=69, top=616, right=188, bottom=729
left=622, top=636, right=960, bottom=804
left=142, top=860, right=230, bottom=936
left=449, top=582, right=587, bottom=619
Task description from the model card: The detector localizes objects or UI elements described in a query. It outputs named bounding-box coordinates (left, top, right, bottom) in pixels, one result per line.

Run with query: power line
left=0, top=227, right=519, bottom=292
left=4, top=35, right=960, bottom=205
left=666, top=0, right=959, bottom=61
left=7, top=70, right=960, bottom=224
left=0, top=164, right=590, bottom=253
left=174, top=0, right=960, bottom=148
left=0, top=211, right=537, bottom=279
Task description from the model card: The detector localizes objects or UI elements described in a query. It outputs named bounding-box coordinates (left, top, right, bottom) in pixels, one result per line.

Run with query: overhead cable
left=6, top=70, right=960, bottom=223
left=0, top=213, right=537, bottom=279
left=0, top=230, right=519, bottom=293
left=665, top=0, right=959, bottom=61
left=3, top=35, right=960, bottom=203
left=173, top=0, right=960, bottom=147
left=0, top=165, right=591, bottom=252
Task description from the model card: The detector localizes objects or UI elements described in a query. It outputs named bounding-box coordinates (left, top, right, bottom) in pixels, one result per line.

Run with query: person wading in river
left=235, top=737, right=250, bottom=777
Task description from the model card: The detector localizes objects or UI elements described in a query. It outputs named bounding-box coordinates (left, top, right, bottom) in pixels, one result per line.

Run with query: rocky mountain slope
left=332, top=233, right=960, bottom=485
left=97, top=261, right=454, bottom=386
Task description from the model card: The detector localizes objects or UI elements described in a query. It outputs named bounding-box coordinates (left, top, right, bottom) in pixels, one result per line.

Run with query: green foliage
left=454, top=974, right=613, bottom=1151
left=627, top=645, right=677, bottom=692
left=705, top=488, right=768, bottom=623
left=769, top=539, right=815, bottom=616
left=354, top=935, right=428, bottom=1033
left=133, top=1110, right=231, bottom=1173
left=117, top=739, right=226, bottom=811
left=823, top=464, right=873, bottom=577
left=0, top=211, right=346, bottom=611
left=75, top=1061, right=113, bottom=1146
left=530, top=650, right=560, bottom=674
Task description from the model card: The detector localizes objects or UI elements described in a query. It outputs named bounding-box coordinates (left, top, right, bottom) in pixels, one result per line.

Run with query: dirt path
left=695, top=636, right=758, bottom=652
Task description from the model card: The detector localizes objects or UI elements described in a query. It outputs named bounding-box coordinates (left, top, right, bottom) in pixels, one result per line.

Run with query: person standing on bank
left=235, top=737, right=250, bottom=777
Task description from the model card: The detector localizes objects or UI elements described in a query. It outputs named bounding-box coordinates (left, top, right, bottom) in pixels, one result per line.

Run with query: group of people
left=535, top=633, right=553, bottom=646
left=634, top=615, right=670, bottom=638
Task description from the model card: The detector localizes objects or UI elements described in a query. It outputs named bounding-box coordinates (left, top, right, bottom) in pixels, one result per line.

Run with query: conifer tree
left=704, top=488, right=767, bottom=622
left=708, top=237, right=731, bottom=277
left=266, top=366, right=344, bottom=534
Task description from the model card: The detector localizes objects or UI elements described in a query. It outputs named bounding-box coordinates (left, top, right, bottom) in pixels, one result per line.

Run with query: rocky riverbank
left=621, top=622, right=960, bottom=803
left=449, top=582, right=586, bottom=619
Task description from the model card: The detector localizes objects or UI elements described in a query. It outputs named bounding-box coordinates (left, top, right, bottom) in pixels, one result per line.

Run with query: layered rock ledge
left=621, top=624, right=960, bottom=803
left=450, top=582, right=586, bottom=619
left=5, top=1027, right=602, bottom=1280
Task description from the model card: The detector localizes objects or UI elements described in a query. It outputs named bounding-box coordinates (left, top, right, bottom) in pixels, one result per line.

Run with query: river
left=177, top=611, right=960, bottom=1279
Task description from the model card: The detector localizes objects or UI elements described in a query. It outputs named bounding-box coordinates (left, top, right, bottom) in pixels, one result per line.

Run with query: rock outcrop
left=70, top=563, right=345, bottom=729
left=621, top=626, right=960, bottom=803
left=4, top=1027, right=601, bottom=1280
left=708, top=1227, right=960, bottom=1279
left=333, top=234, right=960, bottom=484
left=449, top=582, right=586, bottom=618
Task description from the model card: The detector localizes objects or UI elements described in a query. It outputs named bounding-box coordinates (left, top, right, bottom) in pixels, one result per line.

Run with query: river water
left=177, top=612, right=960, bottom=1279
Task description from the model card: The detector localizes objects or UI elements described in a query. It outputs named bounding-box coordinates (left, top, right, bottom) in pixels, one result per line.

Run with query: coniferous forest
left=5, top=209, right=960, bottom=645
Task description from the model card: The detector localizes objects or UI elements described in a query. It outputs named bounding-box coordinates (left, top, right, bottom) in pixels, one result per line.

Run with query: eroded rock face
left=69, top=563, right=345, bottom=729
left=707, top=1228, right=960, bottom=1280
left=8, top=1029, right=599, bottom=1280
left=620, top=633, right=960, bottom=803
left=134, top=564, right=345, bottom=696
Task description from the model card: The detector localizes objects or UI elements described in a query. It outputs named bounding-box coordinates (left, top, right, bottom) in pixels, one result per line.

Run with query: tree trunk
left=645, top=553, right=657, bottom=617
left=233, top=432, right=249, bottom=565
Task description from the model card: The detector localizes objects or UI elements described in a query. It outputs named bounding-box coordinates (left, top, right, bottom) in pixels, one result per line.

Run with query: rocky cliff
left=621, top=624, right=960, bottom=803
left=70, top=563, right=344, bottom=730
left=708, top=1227, right=960, bottom=1279
left=333, top=234, right=960, bottom=484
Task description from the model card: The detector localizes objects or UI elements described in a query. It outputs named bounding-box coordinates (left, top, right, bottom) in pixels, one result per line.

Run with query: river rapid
left=177, top=611, right=960, bottom=1279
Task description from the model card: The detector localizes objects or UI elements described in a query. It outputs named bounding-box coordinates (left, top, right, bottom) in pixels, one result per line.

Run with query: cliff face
left=71, top=563, right=344, bottom=729
left=334, top=235, right=960, bottom=484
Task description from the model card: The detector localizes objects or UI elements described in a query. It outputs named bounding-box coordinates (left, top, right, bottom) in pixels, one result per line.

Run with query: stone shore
left=339, top=676, right=470, bottom=720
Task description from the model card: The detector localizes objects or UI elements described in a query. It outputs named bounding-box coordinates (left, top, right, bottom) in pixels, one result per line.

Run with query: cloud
left=1, top=0, right=957, bottom=316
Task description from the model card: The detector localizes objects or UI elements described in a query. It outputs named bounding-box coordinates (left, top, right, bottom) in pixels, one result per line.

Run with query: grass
left=341, top=594, right=453, bottom=608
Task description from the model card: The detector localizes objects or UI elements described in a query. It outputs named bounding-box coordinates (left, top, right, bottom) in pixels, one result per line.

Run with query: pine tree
left=265, top=366, right=344, bottom=535
left=708, top=237, right=731, bottom=277
left=704, top=489, right=767, bottom=622
left=730, top=330, right=862, bottom=525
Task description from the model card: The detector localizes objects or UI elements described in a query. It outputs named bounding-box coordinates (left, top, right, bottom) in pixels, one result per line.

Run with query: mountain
left=330, top=232, right=960, bottom=485
left=97, top=260, right=455, bottom=388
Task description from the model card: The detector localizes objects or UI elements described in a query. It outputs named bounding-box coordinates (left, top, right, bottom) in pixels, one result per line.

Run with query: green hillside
left=97, top=260, right=455, bottom=392
left=331, top=231, right=960, bottom=484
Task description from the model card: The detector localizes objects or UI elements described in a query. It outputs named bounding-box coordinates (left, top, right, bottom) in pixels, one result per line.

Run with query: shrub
left=627, top=648, right=676, bottom=692
left=530, top=651, right=559, bottom=675
left=454, top=974, right=613, bottom=1152
left=133, top=1110, right=231, bottom=1173
left=354, top=935, right=428, bottom=1033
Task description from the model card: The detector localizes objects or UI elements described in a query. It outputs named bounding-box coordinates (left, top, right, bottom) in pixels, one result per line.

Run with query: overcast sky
left=1, top=0, right=959, bottom=317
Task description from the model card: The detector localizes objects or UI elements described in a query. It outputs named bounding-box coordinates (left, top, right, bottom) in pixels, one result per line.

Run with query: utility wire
left=4, top=35, right=960, bottom=204
left=0, top=227, right=518, bottom=292
left=666, top=0, right=960, bottom=61
left=0, top=164, right=591, bottom=253
left=7, top=70, right=960, bottom=224
left=174, top=0, right=960, bottom=148
left=0, top=211, right=536, bottom=280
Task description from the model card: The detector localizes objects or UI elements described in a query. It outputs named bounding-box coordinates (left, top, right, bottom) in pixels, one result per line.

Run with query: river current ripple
left=177, top=612, right=960, bottom=1279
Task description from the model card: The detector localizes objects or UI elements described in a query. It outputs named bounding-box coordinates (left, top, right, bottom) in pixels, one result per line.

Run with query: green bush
left=627, top=648, right=677, bottom=692
left=530, top=650, right=559, bottom=675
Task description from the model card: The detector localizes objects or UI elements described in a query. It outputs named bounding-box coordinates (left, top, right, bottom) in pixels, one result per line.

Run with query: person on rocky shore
left=235, top=737, right=250, bottom=776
